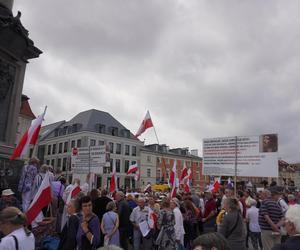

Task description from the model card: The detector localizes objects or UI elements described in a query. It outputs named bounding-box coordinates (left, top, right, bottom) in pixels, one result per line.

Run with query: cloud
left=13, top=0, right=300, bottom=162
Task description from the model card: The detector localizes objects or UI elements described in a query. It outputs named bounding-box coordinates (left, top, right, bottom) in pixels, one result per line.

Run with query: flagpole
left=234, top=136, right=238, bottom=197
left=152, top=125, right=160, bottom=145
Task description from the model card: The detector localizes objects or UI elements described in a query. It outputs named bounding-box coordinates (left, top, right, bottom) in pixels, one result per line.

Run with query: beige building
left=140, top=144, right=204, bottom=192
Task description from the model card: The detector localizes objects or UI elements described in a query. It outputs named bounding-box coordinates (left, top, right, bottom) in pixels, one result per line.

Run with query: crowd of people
left=0, top=157, right=300, bottom=250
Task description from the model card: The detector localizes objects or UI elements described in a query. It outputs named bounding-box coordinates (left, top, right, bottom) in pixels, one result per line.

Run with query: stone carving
left=0, top=58, right=15, bottom=101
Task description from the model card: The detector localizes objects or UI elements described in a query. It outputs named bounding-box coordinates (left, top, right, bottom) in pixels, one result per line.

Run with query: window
left=116, top=143, right=121, bottom=154
left=116, top=159, right=120, bottom=173
left=57, top=158, right=62, bottom=168
left=51, top=159, right=55, bottom=167
left=98, top=124, right=105, bottom=134
left=62, top=158, right=67, bottom=171
left=147, top=156, right=151, bottom=162
left=71, top=140, right=75, bottom=149
left=52, top=144, right=56, bottom=154
left=124, top=160, right=130, bottom=173
left=64, top=141, right=68, bottom=152
left=131, top=160, right=136, bottom=165
left=47, top=145, right=51, bottom=155
left=98, top=140, right=104, bottom=146
left=46, top=160, right=50, bottom=165
left=110, top=159, right=113, bottom=172
left=54, top=129, right=59, bottom=137
left=90, top=139, right=96, bottom=146
left=77, top=139, right=81, bottom=148
left=58, top=143, right=63, bottom=154
left=109, top=142, right=114, bottom=153
left=132, top=146, right=136, bottom=156
left=147, top=168, right=151, bottom=177
left=111, top=127, right=118, bottom=136
left=125, top=145, right=130, bottom=155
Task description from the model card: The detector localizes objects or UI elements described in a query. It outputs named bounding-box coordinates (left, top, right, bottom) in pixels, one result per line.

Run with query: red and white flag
left=109, top=163, right=117, bottom=193
left=183, top=168, right=192, bottom=193
left=212, top=177, right=221, bottom=193
left=169, top=160, right=177, bottom=198
left=127, top=163, right=138, bottom=175
left=26, top=171, right=52, bottom=224
left=134, top=168, right=140, bottom=181
left=66, top=184, right=81, bottom=205
left=144, top=183, right=152, bottom=193
left=180, top=161, right=188, bottom=184
left=135, top=111, right=153, bottom=137
left=11, top=108, right=46, bottom=160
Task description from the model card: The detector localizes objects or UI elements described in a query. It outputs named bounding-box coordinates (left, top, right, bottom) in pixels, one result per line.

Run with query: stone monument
left=0, top=0, right=42, bottom=192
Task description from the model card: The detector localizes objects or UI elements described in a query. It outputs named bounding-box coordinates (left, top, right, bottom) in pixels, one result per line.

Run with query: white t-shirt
left=0, top=227, right=35, bottom=250
left=246, top=206, right=261, bottom=233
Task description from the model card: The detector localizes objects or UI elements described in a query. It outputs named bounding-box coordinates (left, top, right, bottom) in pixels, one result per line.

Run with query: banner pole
left=153, top=125, right=160, bottom=145
left=234, top=136, right=238, bottom=197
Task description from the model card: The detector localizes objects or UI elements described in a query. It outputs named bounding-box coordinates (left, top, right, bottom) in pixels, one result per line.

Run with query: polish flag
left=212, top=177, right=221, bottom=193
left=26, top=171, right=52, bottom=225
left=183, top=168, right=192, bottom=193
left=180, top=161, right=188, bottom=184
left=169, top=160, right=177, bottom=198
left=109, top=164, right=117, bottom=193
left=144, top=183, right=152, bottom=193
left=135, top=111, right=153, bottom=137
left=11, top=108, right=46, bottom=160
left=66, top=184, right=81, bottom=205
left=127, top=163, right=138, bottom=175
left=134, top=168, right=140, bottom=181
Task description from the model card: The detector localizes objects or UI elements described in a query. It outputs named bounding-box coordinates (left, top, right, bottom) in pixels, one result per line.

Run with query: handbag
left=155, top=226, right=164, bottom=245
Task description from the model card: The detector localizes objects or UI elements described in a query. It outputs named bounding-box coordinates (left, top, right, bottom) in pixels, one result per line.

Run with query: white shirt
left=246, top=206, right=261, bottom=232
left=0, top=227, right=35, bottom=250
left=173, top=207, right=185, bottom=244
left=278, top=198, right=289, bottom=214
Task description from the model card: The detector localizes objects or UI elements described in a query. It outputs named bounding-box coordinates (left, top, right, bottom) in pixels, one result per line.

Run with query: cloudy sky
left=13, top=1, right=300, bottom=162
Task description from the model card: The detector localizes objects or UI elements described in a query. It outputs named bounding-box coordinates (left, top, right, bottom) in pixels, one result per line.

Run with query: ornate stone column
left=0, top=1, right=42, bottom=192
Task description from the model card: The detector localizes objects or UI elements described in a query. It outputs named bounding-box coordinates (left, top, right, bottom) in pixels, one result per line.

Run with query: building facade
left=36, top=109, right=143, bottom=189
left=140, top=144, right=205, bottom=192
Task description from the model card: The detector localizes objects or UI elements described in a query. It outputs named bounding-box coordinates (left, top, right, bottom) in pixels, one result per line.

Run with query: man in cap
left=0, top=189, right=22, bottom=211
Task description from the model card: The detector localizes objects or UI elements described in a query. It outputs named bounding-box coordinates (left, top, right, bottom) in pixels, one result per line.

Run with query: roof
left=19, top=95, right=35, bottom=119
left=39, top=109, right=138, bottom=141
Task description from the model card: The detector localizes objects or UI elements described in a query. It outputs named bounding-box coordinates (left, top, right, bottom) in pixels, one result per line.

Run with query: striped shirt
left=258, top=198, right=283, bottom=230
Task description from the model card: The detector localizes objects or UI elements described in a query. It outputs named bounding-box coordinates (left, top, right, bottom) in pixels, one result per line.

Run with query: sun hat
left=2, top=189, right=15, bottom=196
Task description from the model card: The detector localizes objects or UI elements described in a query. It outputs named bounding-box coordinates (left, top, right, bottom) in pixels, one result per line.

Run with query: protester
left=272, top=204, right=300, bottom=250
left=287, top=194, right=296, bottom=205
left=115, top=191, right=130, bottom=250
left=156, top=198, right=176, bottom=250
left=0, top=207, right=35, bottom=250
left=31, top=164, right=48, bottom=201
left=101, top=201, right=120, bottom=246
left=259, top=189, right=284, bottom=250
left=58, top=199, right=80, bottom=250
left=218, top=198, right=246, bottom=250
left=0, top=189, right=22, bottom=211
left=93, top=189, right=112, bottom=246
left=76, top=196, right=100, bottom=250
left=18, top=157, right=39, bottom=212
left=183, top=199, right=198, bottom=249
left=202, top=192, right=217, bottom=233
left=170, top=198, right=185, bottom=246
left=130, top=197, right=152, bottom=250
left=246, top=198, right=262, bottom=250
left=193, top=232, right=231, bottom=250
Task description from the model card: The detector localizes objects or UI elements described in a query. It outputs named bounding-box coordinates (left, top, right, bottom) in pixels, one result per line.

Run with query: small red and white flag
left=134, top=168, right=140, bottom=181
left=169, top=160, right=177, bottom=198
left=212, top=177, right=221, bottom=193
left=127, top=163, right=138, bottom=175
left=144, top=183, right=152, bottom=193
left=135, top=110, right=153, bottom=137
left=183, top=168, right=192, bottom=193
left=11, top=108, right=47, bottom=160
left=109, top=163, right=117, bottom=193
left=26, top=171, right=52, bottom=225
left=180, top=161, right=188, bottom=184
left=66, top=184, right=81, bottom=205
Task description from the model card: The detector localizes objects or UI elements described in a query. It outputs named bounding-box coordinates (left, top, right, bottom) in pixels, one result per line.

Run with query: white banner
left=202, top=134, right=278, bottom=177
left=71, top=146, right=109, bottom=174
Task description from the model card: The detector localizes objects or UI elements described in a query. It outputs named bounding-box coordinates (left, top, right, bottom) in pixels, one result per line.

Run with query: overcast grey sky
left=14, top=1, right=300, bottom=162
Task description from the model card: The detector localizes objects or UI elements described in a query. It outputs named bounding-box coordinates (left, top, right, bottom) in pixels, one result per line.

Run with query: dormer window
left=111, top=127, right=118, bottom=136
left=96, top=124, right=106, bottom=134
